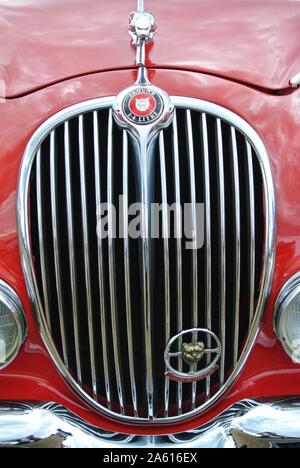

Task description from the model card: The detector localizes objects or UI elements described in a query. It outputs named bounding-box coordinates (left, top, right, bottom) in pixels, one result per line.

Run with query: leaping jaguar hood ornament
left=113, top=0, right=174, bottom=146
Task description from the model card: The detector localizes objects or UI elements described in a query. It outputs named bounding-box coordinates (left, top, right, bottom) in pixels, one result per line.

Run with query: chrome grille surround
left=18, top=96, right=276, bottom=424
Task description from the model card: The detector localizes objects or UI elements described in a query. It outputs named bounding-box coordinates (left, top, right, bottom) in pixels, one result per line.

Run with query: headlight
left=0, top=280, right=27, bottom=369
left=275, top=273, right=300, bottom=364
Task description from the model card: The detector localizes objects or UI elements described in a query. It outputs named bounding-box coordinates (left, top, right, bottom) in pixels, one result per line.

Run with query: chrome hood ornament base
left=113, top=1, right=174, bottom=146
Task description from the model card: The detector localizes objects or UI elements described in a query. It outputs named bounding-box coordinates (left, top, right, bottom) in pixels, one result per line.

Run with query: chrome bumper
left=0, top=399, right=300, bottom=448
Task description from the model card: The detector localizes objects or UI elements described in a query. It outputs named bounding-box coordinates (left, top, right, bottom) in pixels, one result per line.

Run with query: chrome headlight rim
left=274, top=272, right=300, bottom=360
left=0, top=280, right=27, bottom=370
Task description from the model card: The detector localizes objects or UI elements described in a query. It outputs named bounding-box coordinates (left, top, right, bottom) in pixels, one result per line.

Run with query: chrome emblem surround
left=123, top=87, right=163, bottom=125
left=113, top=69, right=174, bottom=146
left=165, top=329, right=222, bottom=383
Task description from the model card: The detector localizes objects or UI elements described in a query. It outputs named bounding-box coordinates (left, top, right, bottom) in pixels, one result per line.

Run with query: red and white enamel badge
left=130, top=93, right=155, bottom=115
left=123, top=88, right=163, bottom=125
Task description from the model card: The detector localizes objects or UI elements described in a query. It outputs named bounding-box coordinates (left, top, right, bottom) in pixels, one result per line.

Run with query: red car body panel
left=0, top=66, right=300, bottom=434
left=1, top=0, right=300, bottom=98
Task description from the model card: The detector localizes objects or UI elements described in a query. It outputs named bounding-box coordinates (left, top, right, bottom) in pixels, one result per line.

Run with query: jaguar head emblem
left=135, top=97, right=150, bottom=112
left=181, top=342, right=205, bottom=366
left=165, top=329, right=221, bottom=383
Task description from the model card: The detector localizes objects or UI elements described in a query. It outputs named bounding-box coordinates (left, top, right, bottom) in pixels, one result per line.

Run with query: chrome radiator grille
left=20, top=97, right=275, bottom=423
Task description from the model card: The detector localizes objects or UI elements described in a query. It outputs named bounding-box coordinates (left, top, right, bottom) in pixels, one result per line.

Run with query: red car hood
left=1, top=0, right=300, bottom=98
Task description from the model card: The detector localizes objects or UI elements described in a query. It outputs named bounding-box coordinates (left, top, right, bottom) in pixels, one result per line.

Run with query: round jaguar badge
left=164, top=328, right=222, bottom=383
left=123, top=87, right=163, bottom=125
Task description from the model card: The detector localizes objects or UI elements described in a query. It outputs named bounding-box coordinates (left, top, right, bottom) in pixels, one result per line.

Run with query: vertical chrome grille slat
left=50, top=130, right=69, bottom=367
left=78, top=115, right=98, bottom=399
left=93, top=111, right=112, bottom=409
left=36, top=149, right=52, bottom=334
left=172, top=110, right=183, bottom=415
left=159, top=131, right=171, bottom=417
left=107, top=110, right=125, bottom=414
left=216, top=119, right=226, bottom=385
left=246, top=141, right=256, bottom=329
left=27, top=98, right=272, bottom=424
left=139, top=144, right=154, bottom=420
left=201, top=114, right=212, bottom=400
left=123, top=130, right=138, bottom=418
left=231, top=128, right=241, bottom=366
left=64, top=121, right=82, bottom=385
left=186, top=110, right=198, bottom=410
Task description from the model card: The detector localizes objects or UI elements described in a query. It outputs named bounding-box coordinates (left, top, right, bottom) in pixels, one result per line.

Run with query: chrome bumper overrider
left=0, top=400, right=300, bottom=448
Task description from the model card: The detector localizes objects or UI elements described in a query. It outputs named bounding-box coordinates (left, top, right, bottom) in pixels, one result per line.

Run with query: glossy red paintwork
left=0, top=67, right=300, bottom=434
left=1, top=0, right=300, bottom=98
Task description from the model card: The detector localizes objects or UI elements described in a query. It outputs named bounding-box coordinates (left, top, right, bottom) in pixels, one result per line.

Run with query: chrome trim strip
left=231, top=128, right=241, bottom=366
left=123, top=130, right=138, bottom=418
left=64, top=121, right=82, bottom=386
left=216, top=119, right=226, bottom=385
left=18, top=96, right=276, bottom=424
left=79, top=115, right=98, bottom=400
left=139, top=140, right=154, bottom=419
left=36, top=149, right=52, bottom=333
left=107, top=110, right=125, bottom=414
left=50, top=130, right=69, bottom=368
left=246, top=142, right=256, bottom=328
left=186, top=110, right=199, bottom=411
left=172, top=110, right=183, bottom=415
left=201, top=114, right=212, bottom=400
left=1, top=399, right=300, bottom=448
left=93, top=111, right=111, bottom=409
left=159, top=131, right=171, bottom=417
